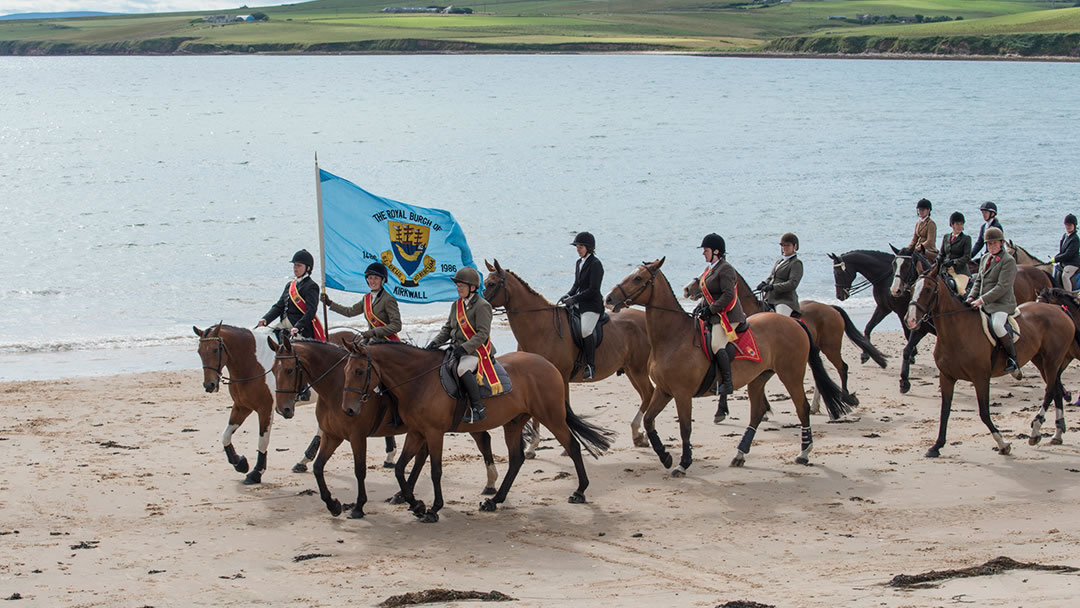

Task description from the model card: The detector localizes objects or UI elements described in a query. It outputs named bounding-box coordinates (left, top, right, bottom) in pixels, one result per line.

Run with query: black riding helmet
left=365, top=262, right=389, bottom=281
left=700, top=233, right=725, bottom=257
left=980, top=201, right=998, bottom=215
left=571, top=231, right=596, bottom=252
left=950, top=211, right=965, bottom=225
left=916, top=198, right=932, bottom=211
left=291, top=249, right=314, bottom=273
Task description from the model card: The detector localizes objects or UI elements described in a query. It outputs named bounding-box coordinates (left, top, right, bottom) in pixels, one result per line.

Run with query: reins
left=275, top=348, right=349, bottom=396
left=486, top=271, right=565, bottom=337
left=344, top=348, right=445, bottom=402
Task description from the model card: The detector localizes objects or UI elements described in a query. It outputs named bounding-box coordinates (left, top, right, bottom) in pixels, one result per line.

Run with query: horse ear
left=193, top=326, right=204, bottom=337
left=889, top=244, right=900, bottom=255
left=828, top=253, right=838, bottom=262
left=484, top=259, right=495, bottom=272
left=494, top=258, right=504, bottom=274
left=655, top=256, right=666, bottom=269
left=267, top=336, right=278, bottom=351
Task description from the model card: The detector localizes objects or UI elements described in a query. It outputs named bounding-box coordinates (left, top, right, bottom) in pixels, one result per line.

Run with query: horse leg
left=1030, top=379, right=1056, bottom=446
left=523, top=415, right=542, bottom=460
left=222, top=406, right=252, bottom=475
left=349, top=434, right=369, bottom=519
left=532, top=408, right=591, bottom=503
left=1053, top=378, right=1067, bottom=445
left=976, top=379, right=1012, bottom=456
left=292, top=428, right=323, bottom=473
left=899, top=327, right=927, bottom=394
left=417, top=433, right=444, bottom=523
left=388, top=442, right=429, bottom=505
left=642, top=390, right=675, bottom=469
left=731, top=373, right=772, bottom=467
left=393, top=432, right=427, bottom=515
left=482, top=417, right=529, bottom=512
left=242, top=407, right=273, bottom=485
left=627, top=369, right=653, bottom=445
left=779, top=371, right=815, bottom=465
left=671, top=396, right=695, bottom=477
left=860, top=306, right=890, bottom=363
left=383, top=436, right=397, bottom=469
left=312, top=435, right=345, bottom=517
left=470, top=431, right=498, bottom=495
left=926, top=374, right=956, bottom=457
left=713, top=394, right=730, bottom=424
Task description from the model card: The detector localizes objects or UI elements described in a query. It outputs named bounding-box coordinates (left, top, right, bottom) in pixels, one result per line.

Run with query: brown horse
left=341, top=342, right=613, bottom=523
left=1036, top=287, right=1080, bottom=438
left=607, top=259, right=852, bottom=475
left=194, top=323, right=396, bottom=484
left=482, top=259, right=655, bottom=448
left=684, top=272, right=885, bottom=418
left=1007, top=241, right=1055, bottom=275
left=906, top=264, right=1079, bottom=457
left=267, top=335, right=499, bottom=519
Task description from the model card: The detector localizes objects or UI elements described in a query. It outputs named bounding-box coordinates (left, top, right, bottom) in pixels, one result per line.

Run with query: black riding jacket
left=261, top=275, right=320, bottom=338
left=564, top=254, right=605, bottom=314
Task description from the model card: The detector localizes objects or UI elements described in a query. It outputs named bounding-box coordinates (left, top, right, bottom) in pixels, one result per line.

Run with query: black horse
left=829, top=249, right=935, bottom=394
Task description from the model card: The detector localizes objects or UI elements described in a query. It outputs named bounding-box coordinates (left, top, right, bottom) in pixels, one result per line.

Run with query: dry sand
left=4, top=330, right=1080, bottom=607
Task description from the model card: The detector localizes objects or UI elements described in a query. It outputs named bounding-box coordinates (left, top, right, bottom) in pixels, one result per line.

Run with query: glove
left=426, top=341, right=440, bottom=350
left=320, top=293, right=332, bottom=305
left=560, top=295, right=576, bottom=306
left=361, top=330, right=375, bottom=340
left=760, top=284, right=774, bottom=293
left=1050, top=257, right=1057, bottom=264
left=755, top=281, right=767, bottom=291
left=452, top=345, right=467, bottom=358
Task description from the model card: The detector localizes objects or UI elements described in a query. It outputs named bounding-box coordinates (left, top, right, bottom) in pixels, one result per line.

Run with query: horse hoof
left=899, top=380, right=911, bottom=394
left=348, top=507, right=365, bottom=519
left=568, top=492, right=586, bottom=504
left=524, top=450, right=536, bottom=460
left=479, top=499, right=497, bottom=512
left=671, top=466, right=686, bottom=478
left=795, top=456, right=810, bottom=465
left=382, top=461, right=394, bottom=469
left=925, top=447, right=940, bottom=458
left=1051, top=437, right=1064, bottom=445
left=421, top=512, right=439, bottom=523
left=660, top=453, right=673, bottom=469
left=291, top=463, right=308, bottom=473
left=860, top=352, right=870, bottom=365
left=411, top=501, right=426, bottom=517
left=1029, top=434, right=1042, bottom=446
left=481, top=486, right=497, bottom=496
left=845, top=393, right=860, bottom=407
left=387, top=492, right=407, bottom=505
left=999, top=443, right=1012, bottom=456
left=328, top=499, right=342, bottom=517
left=730, top=454, right=745, bottom=468
left=242, top=471, right=262, bottom=485
left=633, top=434, right=650, bottom=448
left=233, top=455, right=250, bottom=474
left=713, top=413, right=726, bottom=424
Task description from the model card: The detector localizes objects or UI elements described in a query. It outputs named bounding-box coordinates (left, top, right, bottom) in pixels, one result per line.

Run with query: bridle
left=911, top=270, right=976, bottom=326
left=485, top=270, right=566, bottom=337
left=343, top=348, right=380, bottom=403
left=274, top=346, right=349, bottom=398
left=892, top=254, right=915, bottom=295
left=612, top=262, right=659, bottom=310
left=199, top=335, right=269, bottom=385
left=831, top=256, right=894, bottom=299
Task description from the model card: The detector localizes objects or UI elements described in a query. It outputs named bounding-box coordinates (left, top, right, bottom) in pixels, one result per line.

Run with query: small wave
left=0, top=334, right=191, bottom=354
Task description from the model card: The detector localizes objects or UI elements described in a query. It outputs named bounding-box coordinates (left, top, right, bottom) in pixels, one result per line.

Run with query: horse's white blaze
left=222, top=423, right=240, bottom=447
left=890, top=258, right=904, bottom=296
left=906, top=278, right=925, bottom=328
left=257, top=417, right=273, bottom=453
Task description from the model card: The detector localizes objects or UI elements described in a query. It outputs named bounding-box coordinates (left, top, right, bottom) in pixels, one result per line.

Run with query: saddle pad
left=979, top=310, right=1021, bottom=346
left=439, top=350, right=513, bottom=400
left=697, top=319, right=762, bottom=363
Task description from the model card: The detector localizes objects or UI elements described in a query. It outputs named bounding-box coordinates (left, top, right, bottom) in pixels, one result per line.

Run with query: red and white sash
left=455, top=298, right=501, bottom=392
left=289, top=280, right=326, bottom=342
left=700, top=266, right=738, bottom=341
left=364, top=292, right=400, bottom=342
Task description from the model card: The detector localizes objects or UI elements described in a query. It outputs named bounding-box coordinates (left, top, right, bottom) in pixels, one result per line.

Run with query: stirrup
left=583, top=364, right=595, bottom=380
left=463, top=404, right=486, bottom=424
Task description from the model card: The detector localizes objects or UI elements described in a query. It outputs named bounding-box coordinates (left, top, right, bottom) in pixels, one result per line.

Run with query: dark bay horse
left=268, top=336, right=498, bottom=518
left=906, top=265, right=1079, bottom=457
left=684, top=271, right=886, bottom=418
left=1037, top=287, right=1080, bottom=435
left=482, top=259, right=655, bottom=449
left=606, top=259, right=852, bottom=474
left=341, top=342, right=613, bottom=523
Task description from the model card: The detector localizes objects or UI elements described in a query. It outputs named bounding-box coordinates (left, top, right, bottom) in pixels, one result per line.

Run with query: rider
left=971, top=201, right=1003, bottom=258
left=320, top=262, right=402, bottom=342
left=967, top=227, right=1020, bottom=377
left=1051, top=214, right=1080, bottom=292
left=939, top=211, right=972, bottom=295
left=559, top=231, right=604, bottom=380
left=257, top=249, right=325, bottom=342
left=907, top=198, right=938, bottom=254
left=757, top=232, right=802, bottom=317
left=428, top=267, right=493, bottom=424
left=696, top=233, right=747, bottom=396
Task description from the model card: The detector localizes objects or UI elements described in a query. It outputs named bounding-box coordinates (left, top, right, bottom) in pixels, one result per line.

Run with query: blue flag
left=319, top=169, right=478, bottom=303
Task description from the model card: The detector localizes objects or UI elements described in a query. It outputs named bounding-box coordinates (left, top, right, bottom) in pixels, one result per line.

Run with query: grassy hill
left=0, top=0, right=1077, bottom=56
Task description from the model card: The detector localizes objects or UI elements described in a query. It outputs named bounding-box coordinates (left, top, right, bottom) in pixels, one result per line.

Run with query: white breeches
left=1063, top=265, right=1079, bottom=291
left=710, top=323, right=729, bottom=353
left=990, top=311, right=1010, bottom=338
left=271, top=318, right=294, bottom=330
left=774, top=304, right=793, bottom=317
left=580, top=311, right=600, bottom=338
left=457, top=354, right=480, bottom=377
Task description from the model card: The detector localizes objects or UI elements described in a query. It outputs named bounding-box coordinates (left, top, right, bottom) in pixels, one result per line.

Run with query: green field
left=0, top=0, right=1077, bottom=56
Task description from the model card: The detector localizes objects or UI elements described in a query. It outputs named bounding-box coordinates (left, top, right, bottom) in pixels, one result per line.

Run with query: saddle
left=439, top=350, right=513, bottom=401
left=1052, top=265, right=1080, bottom=291
left=568, top=309, right=608, bottom=379
left=978, top=309, right=1021, bottom=347
left=694, top=319, right=760, bottom=398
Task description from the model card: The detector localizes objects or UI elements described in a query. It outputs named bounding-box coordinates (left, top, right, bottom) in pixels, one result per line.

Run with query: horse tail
left=564, top=401, right=615, bottom=459
left=799, top=321, right=853, bottom=420
left=832, top=305, right=888, bottom=368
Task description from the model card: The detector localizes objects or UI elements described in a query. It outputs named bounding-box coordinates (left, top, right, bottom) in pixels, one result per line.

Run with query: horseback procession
left=194, top=177, right=1080, bottom=524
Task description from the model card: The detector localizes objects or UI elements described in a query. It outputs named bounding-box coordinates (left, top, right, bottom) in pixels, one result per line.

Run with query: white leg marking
left=486, top=463, right=498, bottom=488
left=257, top=418, right=272, bottom=453
left=222, top=423, right=240, bottom=447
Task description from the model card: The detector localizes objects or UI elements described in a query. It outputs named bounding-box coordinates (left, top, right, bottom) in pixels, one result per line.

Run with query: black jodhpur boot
left=460, top=372, right=486, bottom=423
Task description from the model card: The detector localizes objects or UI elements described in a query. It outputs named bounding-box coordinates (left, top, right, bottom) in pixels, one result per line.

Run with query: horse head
left=1037, top=287, right=1080, bottom=320
left=683, top=277, right=703, bottom=301
left=905, top=263, right=943, bottom=331
left=342, top=341, right=379, bottom=418
left=829, top=253, right=854, bottom=301
left=268, top=333, right=302, bottom=420
left=194, top=321, right=226, bottom=393
left=605, top=257, right=664, bottom=312
left=482, top=258, right=509, bottom=308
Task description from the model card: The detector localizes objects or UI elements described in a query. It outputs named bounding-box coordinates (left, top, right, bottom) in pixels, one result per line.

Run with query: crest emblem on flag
left=382, top=221, right=436, bottom=287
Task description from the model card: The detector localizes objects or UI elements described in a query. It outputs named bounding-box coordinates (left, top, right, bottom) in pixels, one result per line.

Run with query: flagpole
left=315, top=152, right=329, bottom=337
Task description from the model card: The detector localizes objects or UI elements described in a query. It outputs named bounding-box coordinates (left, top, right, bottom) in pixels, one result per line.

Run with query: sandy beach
left=4, top=330, right=1080, bottom=607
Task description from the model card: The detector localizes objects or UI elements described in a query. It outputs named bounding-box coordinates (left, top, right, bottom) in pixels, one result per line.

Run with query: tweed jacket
left=970, top=249, right=1018, bottom=315
left=328, top=289, right=402, bottom=339
left=432, top=292, right=495, bottom=356
left=764, top=255, right=803, bottom=314
left=907, top=217, right=938, bottom=253
left=699, top=258, right=747, bottom=329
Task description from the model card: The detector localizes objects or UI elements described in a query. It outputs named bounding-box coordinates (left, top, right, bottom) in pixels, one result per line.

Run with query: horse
left=905, top=263, right=1079, bottom=457
left=482, top=259, right=655, bottom=449
left=194, top=323, right=396, bottom=484
left=1037, top=286, right=1080, bottom=414
left=684, top=271, right=886, bottom=419
left=267, top=335, right=499, bottom=519
left=341, top=341, right=613, bottom=523
left=606, top=258, right=852, bottom=475
left=1007, top=240, right=1054, bottom=275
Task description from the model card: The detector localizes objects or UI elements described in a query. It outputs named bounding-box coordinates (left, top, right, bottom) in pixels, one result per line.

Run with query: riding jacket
left=1055, top=231, right=1080, bottom=268
left=432, top=292, right=495, bottom=357
left=328, top=289, right=402, bottom=339
left=764, top=254, right=802, bottom=314
left=907, top=217, right=938, bottom=253
left=699, top=258, right=747, bottom=330
left=971, top=218, right=1003, bottom=257
left=564, top=254, right=605, bottom=314
left=970, top=249, right=1018, bottom=316
left=939, top=232, right=973, bottom=276
left=262, top=275, right=320, bottom=339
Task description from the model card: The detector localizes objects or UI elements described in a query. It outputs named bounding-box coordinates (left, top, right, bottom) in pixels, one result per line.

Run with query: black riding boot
left=999, top=333, right=1021, bottom=378
left=582, top=334, right=597, bottom=380
left=715, top=347, right=734, bottom=396
left=460, top=372, right=486, bottom=423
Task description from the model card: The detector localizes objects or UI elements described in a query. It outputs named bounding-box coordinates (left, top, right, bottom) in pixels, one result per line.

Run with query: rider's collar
left=781, top=253, right=796, bottom=261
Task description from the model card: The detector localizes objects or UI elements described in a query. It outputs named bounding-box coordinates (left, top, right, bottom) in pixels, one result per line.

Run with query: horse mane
left=1038, top=287, right=1080, bottom=310
left=506, top=270, right=550, bottom=301
left=844, top=249, right=894, bottom=262
left=291, top=337, right=348, bottom=354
